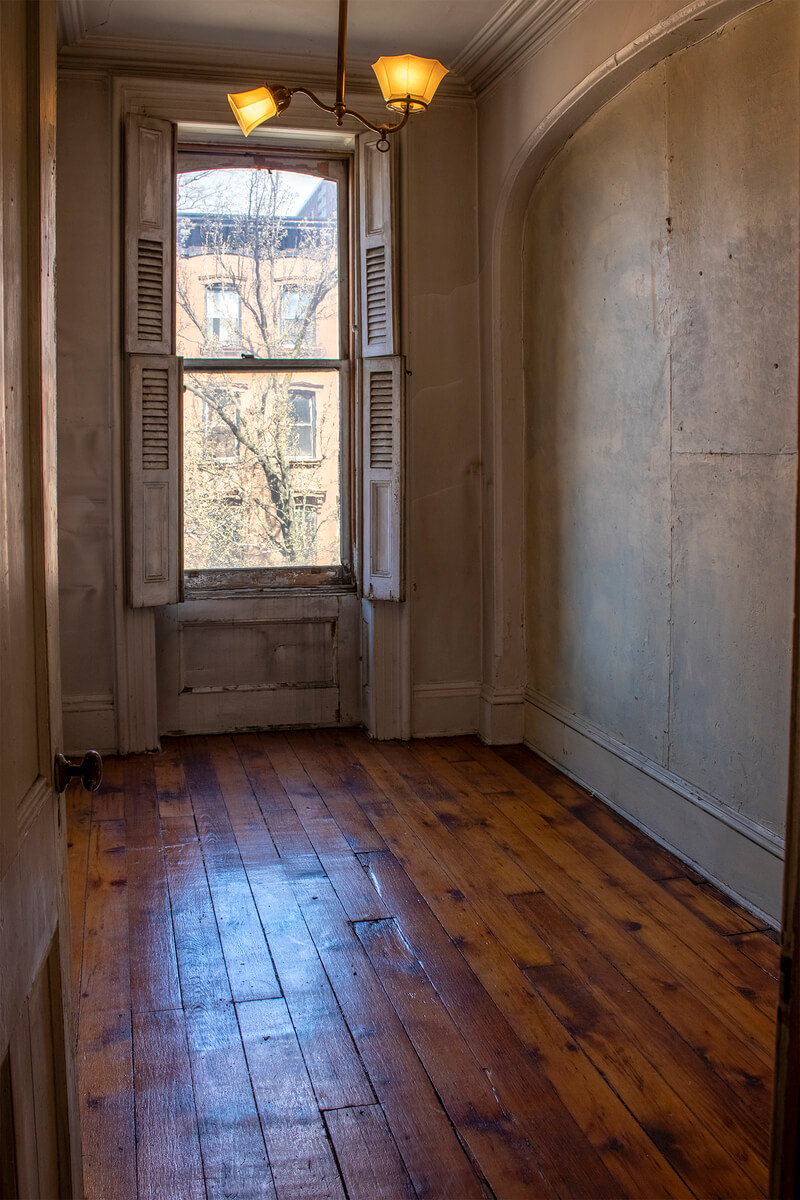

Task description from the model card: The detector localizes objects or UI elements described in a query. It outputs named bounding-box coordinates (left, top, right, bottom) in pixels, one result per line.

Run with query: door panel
left=0, top=1, right=79, bottom=1195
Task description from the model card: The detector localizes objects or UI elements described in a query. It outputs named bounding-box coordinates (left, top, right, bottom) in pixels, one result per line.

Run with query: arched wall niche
left=477, top=0, right=774, bottom=747
left=481, top=0, right=798, bottom=920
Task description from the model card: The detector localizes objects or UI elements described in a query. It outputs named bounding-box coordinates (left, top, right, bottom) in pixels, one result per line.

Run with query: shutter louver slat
left=137, top=239, right=165, bottom=342
left=369, top=371, right=394, bottom=468
left=365, top=245, right=388, bottom=345
left=127, top=354, right=181, bottom=606
left=141, top=366, right=170, bottom=471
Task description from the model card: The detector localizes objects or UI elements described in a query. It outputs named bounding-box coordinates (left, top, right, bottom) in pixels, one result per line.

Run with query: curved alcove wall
left=514, top=0, right=798, bottom=917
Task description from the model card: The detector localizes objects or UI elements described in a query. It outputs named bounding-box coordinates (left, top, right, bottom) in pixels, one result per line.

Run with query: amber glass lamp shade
left=227, top=86, right=279, bottom=136
left=371, top=55, right=449, bottom=112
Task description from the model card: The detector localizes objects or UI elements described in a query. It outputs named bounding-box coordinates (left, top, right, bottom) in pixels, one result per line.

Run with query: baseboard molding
left=524, top=689, right=785, bottom=924
left=479, top=685, right=525, bottom=745
left=411, top=681, right=481, bottom=737
left=62, top=693, right=117, bottom=756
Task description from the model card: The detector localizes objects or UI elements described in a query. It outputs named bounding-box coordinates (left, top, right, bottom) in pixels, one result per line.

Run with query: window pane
left=177, top=168, right=339, bottom=360
left=183, top=370, right=340, bottom=570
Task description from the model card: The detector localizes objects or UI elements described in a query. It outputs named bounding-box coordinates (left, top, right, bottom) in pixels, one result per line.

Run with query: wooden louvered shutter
left=362, top=356, right=404, bottom=600
left=358, top=134, right=403, bottom=599
left=127, top=356, right=182, bottom=607
left=124, top=114, right=182, bottom=607
left=358, top=132, right=396, bottom=357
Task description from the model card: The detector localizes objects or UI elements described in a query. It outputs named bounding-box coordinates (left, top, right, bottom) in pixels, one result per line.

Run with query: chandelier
left=227, top=0, right=448, bottom=151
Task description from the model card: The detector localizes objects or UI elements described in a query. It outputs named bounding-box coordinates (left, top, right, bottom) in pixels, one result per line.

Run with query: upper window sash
left=176, top=149, right=350, bottom=364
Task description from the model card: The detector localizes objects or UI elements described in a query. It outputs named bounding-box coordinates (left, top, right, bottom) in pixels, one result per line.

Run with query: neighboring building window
left=280, top=286, right=315, bottom=350
left=202, top=390, right=241, bottom=462
left=205, top=284, right=241, bottom=351
left=288, top=389, right=316, bottom=459
left=293, top=494, right=324, bottom=549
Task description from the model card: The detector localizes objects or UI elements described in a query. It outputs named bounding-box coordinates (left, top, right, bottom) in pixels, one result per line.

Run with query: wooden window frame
left=177, top=145, right=354, bottom=596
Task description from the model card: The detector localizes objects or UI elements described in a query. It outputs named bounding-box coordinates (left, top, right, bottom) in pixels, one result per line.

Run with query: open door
left=0, top=2, right=82, bottom=1195
left=769, top=108, right=800, bottom=1199
left=771, top=498, right=800, bottom=1189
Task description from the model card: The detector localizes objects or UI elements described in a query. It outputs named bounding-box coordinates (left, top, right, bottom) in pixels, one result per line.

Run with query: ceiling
left=58, top=0, right=586, bottom=92
left=63, top=0, right=509, bottom=67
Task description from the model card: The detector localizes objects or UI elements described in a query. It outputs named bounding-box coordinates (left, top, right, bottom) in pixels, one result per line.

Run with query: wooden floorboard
left=70, top=731, right=777, bottom=1199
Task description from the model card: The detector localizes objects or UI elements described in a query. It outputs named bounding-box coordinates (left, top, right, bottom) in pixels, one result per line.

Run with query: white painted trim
left=411, top=681, right=481, bottom=738
left=479, top=684, right=525, bottom=745
left=121, top=611, right=161, bottom=753
left=415, top=681, right=482, bottom=699
left=57, top=0, right=84, bottom=49
left=524, top=691, right=785, bottom=921
left=362, top=600, right=410, bottom=739
left=526, top=688, right=785, bottom=856
left=452, top=0, right=593, bottom=96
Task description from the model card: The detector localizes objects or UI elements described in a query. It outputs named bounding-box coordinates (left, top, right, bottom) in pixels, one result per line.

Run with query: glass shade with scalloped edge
left=371, top=55, right=448, bottom=113
left=227, top=86, right=279, bottom=136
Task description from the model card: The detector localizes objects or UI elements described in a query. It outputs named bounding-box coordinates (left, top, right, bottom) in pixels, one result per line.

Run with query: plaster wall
left=55, top=71, right=482, bottom=749
left=523, top=0, right=799, bottom=917
left=473, top=0, right=774, bottom=743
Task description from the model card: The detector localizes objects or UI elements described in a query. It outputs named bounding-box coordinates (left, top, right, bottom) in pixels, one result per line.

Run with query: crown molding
left=58, top=0, right=589, bottom=101
left=452, top=0, right=593, bottom=95
left=56, top=31, right=473, bottom=101
left=58, top=0, right=86, bottom=47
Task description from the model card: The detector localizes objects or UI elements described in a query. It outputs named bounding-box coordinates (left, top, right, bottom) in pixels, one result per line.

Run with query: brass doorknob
left=54, top=750, right=103, bottom=794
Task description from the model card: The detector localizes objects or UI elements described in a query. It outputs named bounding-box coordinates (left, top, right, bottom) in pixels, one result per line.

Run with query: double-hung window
left=176, top=149, right=350, bottom=586
left=123, top=116, right=402, bottom=609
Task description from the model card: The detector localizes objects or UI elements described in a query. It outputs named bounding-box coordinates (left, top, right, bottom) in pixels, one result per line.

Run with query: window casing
left=176, top=148, right=352, bottom=592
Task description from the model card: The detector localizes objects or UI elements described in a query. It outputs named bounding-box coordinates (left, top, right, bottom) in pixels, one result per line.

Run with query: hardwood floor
left=67, top=731, right=779, bottom=1199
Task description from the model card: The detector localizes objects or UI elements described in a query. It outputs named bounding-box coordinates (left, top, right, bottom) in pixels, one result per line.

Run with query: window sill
left=183, top=565, right=356, bottom=600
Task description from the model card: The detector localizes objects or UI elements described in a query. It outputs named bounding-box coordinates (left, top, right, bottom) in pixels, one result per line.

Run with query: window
left=288, top=388, right=316, bottom=459
left=123, top=116, right=402, bottom=609
left=176, top=154, right=349, bottom=581
left=293, top=493, right=324, bottom=548
left=204, top=284, right=241, bottom=351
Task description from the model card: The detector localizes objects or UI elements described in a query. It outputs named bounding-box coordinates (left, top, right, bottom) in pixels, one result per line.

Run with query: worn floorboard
left=70, top=731, right=778, bottom=1199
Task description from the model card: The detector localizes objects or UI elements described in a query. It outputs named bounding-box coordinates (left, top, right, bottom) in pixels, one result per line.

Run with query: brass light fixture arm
left=284, top=86, right=411, bottom=148
left=335, top=0, right=347, bottom=119
left=261, top=0, right=413, bottom=151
